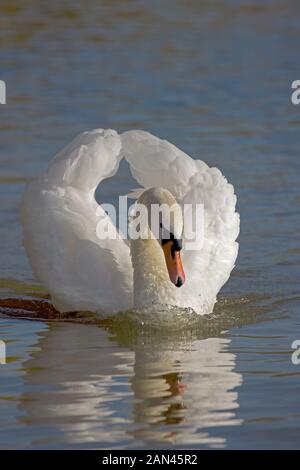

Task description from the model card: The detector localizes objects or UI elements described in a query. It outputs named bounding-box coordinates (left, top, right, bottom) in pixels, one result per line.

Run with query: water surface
left=0, top=0, right=300, bottom=449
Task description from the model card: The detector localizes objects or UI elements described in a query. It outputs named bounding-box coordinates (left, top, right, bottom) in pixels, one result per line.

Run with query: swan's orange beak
left=162, top=241, right=185, bottom=288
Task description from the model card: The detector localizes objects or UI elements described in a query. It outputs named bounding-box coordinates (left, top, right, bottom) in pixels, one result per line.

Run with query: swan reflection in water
left=18, top=309, right=244, bottom=448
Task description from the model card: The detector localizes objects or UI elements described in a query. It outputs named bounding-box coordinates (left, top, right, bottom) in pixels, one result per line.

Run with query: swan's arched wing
left=121, top=130, right=239, bottom=314
left=21, top=129, right=133, bottom=314
left=121, top=130, right=202, bottom=200
left=180, top=166, right=239, bottom=313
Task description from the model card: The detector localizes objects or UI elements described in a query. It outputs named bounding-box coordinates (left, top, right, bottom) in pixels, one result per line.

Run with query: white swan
left=21, top=129, right=239, bottom=315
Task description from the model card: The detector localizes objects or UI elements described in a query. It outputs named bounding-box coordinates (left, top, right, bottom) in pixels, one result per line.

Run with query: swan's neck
left=130, top=234, right=178, bottom=308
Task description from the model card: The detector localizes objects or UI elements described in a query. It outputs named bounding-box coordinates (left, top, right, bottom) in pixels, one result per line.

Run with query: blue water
left=0, top=0, right=300, bottom=449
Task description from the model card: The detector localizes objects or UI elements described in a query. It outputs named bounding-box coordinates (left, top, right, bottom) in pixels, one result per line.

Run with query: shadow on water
left=0, top=293, right=273, bottom=448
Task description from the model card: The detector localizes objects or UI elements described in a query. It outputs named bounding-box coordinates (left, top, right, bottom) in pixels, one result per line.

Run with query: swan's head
left=137, top=187, right=185, bottom=288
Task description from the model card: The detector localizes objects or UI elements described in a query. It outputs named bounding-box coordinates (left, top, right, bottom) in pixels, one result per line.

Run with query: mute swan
left=21, top=129, right=239, bottom=315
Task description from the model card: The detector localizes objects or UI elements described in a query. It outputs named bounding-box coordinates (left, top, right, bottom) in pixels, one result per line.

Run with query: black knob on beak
left=175, top=276, right=184, bottom=287
left=173, top=238, right=182, bottom=252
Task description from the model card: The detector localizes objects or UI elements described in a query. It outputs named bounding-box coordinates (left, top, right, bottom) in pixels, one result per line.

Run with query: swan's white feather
left=126, top=188, right=145, bottom=200
left=121, top=130, right=200, bottom=200
left=21, top=129, right=133, bottom=313
left=180, top=167, right=239, bottom=313
left=21, top=128, right=239, bottom=315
